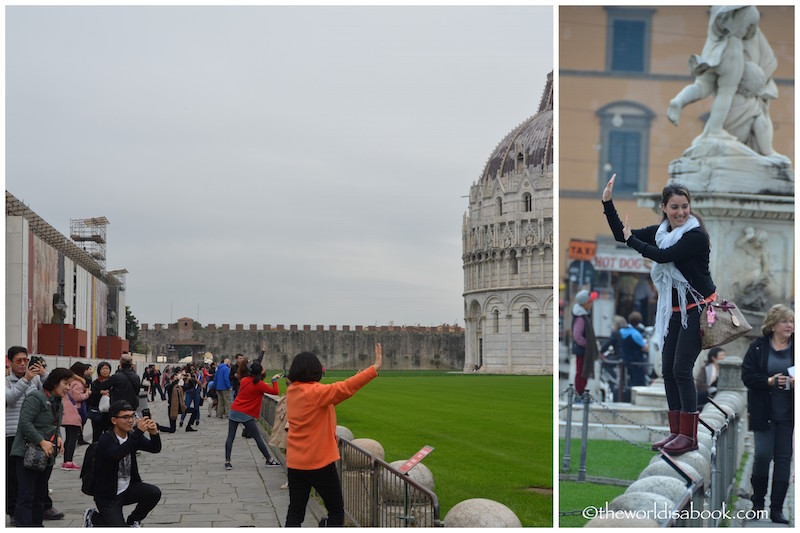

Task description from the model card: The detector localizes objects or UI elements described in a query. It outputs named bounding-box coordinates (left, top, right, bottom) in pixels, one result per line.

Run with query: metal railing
left=704, top=398, right=739, bottom=527
left=560, top=385, right=743, bottom=527
left=257, top=395, right=441, bottom=527
left=338, top=438, right=443, bottom=527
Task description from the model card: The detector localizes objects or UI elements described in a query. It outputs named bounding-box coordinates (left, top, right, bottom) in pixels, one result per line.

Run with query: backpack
left=80, top=441, right=98, bottom=496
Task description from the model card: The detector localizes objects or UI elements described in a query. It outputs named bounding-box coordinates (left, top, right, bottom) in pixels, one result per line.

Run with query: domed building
left=462, top=72, right=553, bottom=375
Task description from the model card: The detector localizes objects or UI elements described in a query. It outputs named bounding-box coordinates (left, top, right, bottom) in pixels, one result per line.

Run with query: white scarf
left=650, top=216, right=701, bottom=344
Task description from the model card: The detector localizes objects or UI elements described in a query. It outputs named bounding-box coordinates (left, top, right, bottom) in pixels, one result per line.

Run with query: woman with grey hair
left=741, top=303, right=794, bottom=524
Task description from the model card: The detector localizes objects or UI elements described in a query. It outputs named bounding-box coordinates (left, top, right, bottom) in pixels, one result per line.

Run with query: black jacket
left=603, top=200, right=716, bottom=304
left=741, top=334, right=794, bottom=431
left=98, top=368, right=141, bottom=409
left=94, top=428, right=161, bottom=502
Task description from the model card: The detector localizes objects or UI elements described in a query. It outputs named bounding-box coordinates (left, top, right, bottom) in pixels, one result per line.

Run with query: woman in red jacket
left=224, top=361, right=281, bottom=471
left=285, top=344, right=382, bottom=527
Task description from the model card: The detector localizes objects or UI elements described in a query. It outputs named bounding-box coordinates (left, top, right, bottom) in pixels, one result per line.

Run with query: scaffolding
left=107, top=268, right=129, bottom=290
left=70, top=217, right=109, bottom=269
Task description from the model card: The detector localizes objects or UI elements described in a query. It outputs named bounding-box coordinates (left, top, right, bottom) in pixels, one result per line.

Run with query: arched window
left=510, top=250, right=518, bottom=275
left=493, top=309, right=500, bottom=333
left=496, top=197, right=503, bottom=216
left=516, top=152, right=525, bottom=170
left=523, top=193, right=532, bottom=212
left=523, top=309, right=530, bottom=332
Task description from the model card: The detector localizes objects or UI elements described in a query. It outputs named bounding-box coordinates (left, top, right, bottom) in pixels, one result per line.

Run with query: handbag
left=98, top=394, right=111, bottom=413
left=699, top=298, right=753, bottom=349
left=23, top=442, right=49, bottom=471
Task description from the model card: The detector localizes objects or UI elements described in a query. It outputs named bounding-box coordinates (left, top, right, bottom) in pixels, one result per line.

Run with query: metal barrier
left=561, top=389, right=742, bottom=527
left=257, top=396, right=441, bottom=527
left=338, top=438, right=443, bottom=527
left=657, top=452, right=705, bottom=528
left=704, top=398, right=739, bottom=527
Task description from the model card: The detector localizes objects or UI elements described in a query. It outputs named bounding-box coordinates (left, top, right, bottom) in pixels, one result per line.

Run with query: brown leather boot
left=651, top=410, right=681, bottom=451
left=663, top=411, right=699, bottom=455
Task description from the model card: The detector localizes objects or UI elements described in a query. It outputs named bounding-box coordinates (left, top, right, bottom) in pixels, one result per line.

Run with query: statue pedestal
left=637, top=191, right=794, bottom=356
left=668, top=134, right=794, bottom=196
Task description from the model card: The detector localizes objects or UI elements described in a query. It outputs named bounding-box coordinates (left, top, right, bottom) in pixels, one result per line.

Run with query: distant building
left=6, top=191, right=128, bottom=357
left=462, top=72, right=554, bottom=375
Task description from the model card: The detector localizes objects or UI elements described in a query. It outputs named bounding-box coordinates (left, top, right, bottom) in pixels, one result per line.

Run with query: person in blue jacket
left=619, top=312, right=649, bottom=388
left=213, top=359, right=232, bottom=419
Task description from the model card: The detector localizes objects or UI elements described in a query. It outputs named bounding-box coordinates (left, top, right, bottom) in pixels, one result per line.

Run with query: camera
left=28, top=356, right=46, bottom=369
left=142, top=408, right=151, bottom=419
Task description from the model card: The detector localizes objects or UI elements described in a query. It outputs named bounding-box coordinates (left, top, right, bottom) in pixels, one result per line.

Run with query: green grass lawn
left=558, top=438, right=655, bottom=527
left=305, top=371, right=553, bottom=527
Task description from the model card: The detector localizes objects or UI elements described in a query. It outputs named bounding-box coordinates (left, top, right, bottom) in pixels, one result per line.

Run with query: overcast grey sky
left=6, top=5, right=553, bottom=327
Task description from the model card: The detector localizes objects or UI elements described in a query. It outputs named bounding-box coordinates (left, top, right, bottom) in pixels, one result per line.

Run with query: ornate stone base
left=668, top=132, right=794, bottom=196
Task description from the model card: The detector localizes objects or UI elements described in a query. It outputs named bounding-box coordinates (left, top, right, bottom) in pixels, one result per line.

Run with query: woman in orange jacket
left=284, top=343, right=382, bottom=527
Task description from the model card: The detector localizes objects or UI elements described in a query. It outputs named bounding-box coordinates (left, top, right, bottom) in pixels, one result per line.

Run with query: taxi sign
left=568, top=240, right=597, bottom=261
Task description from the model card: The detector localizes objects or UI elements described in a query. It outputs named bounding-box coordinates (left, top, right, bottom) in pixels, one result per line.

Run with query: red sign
left=398, top=445, right=435, bottom=474
left=568, top=240, right=597, bottom=261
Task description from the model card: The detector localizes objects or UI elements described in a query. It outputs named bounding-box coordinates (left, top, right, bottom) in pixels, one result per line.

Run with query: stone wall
left=138, top=325, right=465, bottom=371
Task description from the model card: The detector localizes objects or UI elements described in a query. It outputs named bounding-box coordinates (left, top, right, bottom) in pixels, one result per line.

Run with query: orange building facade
left=558, top=6, right=794, bottom=337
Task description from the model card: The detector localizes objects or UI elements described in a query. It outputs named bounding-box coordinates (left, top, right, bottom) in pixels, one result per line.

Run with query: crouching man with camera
left=83, top=400, right=161, bottom=527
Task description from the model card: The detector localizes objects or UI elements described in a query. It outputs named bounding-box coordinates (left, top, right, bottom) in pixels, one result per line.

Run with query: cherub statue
left=667, top=6, right=779, bottom=156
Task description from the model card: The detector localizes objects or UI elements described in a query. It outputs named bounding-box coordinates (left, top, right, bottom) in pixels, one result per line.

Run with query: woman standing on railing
left=223, top=361, right=281, bottom=471
left=741, top=304, right=794, bottom=524
left=603, top=175, right=716, bottom=455
left=284, top=344, right=382, bottom=527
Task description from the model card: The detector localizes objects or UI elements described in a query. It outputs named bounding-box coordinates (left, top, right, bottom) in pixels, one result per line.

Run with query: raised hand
left=623, top=213, right=632, bottom=242
left=373, top=343, right=383, bottom=372
left=602, top=173, right=616, bottom=202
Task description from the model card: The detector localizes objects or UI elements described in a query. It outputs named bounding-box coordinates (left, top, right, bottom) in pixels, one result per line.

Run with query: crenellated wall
left=138, top=323, right=465, bottom=371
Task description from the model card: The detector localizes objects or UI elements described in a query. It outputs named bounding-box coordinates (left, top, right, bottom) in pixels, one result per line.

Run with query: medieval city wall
left=139, top=324, right=465, bottom=371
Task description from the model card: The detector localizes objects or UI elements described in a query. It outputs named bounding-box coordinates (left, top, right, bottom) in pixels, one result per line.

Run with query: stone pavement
left=7, top=395, right=320, bottom=528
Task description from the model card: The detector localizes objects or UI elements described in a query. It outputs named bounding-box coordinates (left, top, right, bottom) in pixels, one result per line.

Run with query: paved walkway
left=8, top=395, right=319, bottom=528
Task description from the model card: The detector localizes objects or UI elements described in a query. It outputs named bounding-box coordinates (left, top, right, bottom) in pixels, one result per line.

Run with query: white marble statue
left=667, top=5, right=793, bottom=195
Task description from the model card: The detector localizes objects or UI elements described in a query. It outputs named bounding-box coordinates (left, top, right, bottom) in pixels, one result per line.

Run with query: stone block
left=639, top=460, right=702, bottom=486
left=626, top=475, right=689, bottom=504
left=336, top=425, right=354, bottom=441
left=343, top=438, right=384, bottom=470
left=444, top=498, right=522, bottom=528
left=609, top=491, right=674, bottom=516
left=382, top=461, right=434, bottom=503
left=585, top=516, right=660, bottom=527
left=236, top=324, right=244, bottom=331
left=650, top=451, right=710, bottom=486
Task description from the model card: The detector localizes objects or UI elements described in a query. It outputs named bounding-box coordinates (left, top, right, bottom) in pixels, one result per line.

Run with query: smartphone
left=141, top=408, right=151, bottom=419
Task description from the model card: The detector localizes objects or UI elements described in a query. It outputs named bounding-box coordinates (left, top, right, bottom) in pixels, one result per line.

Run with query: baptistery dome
left=480, top=73, right=553, bottom=182
left=462, top=72, right=553, bottom=376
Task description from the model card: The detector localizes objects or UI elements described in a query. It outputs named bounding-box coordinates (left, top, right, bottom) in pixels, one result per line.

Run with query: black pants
left=150, top=382, right=165, bottom=401
left=63, top=425, right=81, bottom=463
left=225, top=418, right=272, bottom=462
left=93, top=482, right=161, bottom=526
left=7, top=438, right=53, bottom=518
left=13, top=458, right=53, bottom=526
left=157, top=418, right=178, bottom=433
left=752, top=420, right=793, bottom=485
left=286, top=462, right=344, bottom=527
left=90, top=412, right=112, bottom=443
left=661, top=309, right=702, bottom=412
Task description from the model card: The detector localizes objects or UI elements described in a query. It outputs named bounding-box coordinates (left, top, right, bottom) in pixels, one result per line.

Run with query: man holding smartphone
left=82, top=400, right=161, bottom=527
